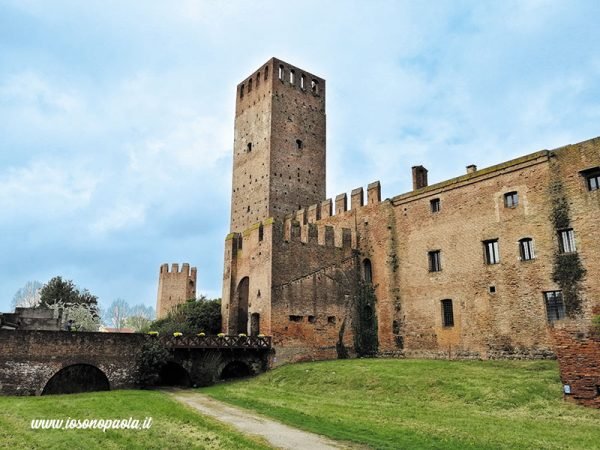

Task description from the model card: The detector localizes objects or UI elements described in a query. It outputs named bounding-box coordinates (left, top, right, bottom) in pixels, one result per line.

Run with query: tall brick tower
left=156, top=263, right=197, bottom=319
left=230, top=57, right=326, bottom=232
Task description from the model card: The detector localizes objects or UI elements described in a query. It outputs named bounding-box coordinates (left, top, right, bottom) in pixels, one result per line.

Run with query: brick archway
left=41, top=363, right=110, bottom=395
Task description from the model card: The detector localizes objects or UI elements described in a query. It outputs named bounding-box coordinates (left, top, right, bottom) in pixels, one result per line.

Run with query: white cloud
left=0, top=161, right=98, bottom=222
left=90, top=202, right=147, bottom=235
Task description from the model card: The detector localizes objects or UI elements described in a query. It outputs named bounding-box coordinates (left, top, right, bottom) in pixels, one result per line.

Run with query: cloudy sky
left=1, top=0, right=599, bottom=314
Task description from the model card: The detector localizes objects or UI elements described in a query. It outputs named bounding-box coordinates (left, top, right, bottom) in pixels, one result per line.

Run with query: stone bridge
left=0, top=330, right=272, bottom=396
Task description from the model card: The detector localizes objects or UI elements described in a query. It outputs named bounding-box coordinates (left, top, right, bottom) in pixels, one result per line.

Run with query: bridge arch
left=219, top=360, right=251, bottom=380
left=157, top=361, right=192, bottom=387
left=41, top=363, right=110, bottom=395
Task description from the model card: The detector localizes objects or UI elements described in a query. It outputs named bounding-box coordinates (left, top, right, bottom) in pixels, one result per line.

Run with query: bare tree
left=107, top=298, right=130, bottom=329
left=125, top=304, right=155, bottom=331
left=12, top=281, right=43, bottom=309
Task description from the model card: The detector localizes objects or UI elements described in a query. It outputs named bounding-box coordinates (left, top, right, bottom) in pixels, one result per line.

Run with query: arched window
left=519, top=238, right=535, bottom=261
left=240, top=84, right=244, bottom=99
left=278, top=65, right=284, bottom=81
left=300, top=74, right=306, bottom=89
left=248, top=78, right=252, bottom=92
left=264, top=65, right=269, bottom=80
left=311, top=79, right=319, bottom=94
left=290, top=70, right=295, bottom=85
left=363, top=258, right=372, bottom=283
left=295, top=139, right=303, bottom=150
left=256, top=72, right=260, bottom=87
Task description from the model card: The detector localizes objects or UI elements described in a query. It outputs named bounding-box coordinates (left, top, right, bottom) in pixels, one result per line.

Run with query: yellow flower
left=173, top=332, right=183, bottom=337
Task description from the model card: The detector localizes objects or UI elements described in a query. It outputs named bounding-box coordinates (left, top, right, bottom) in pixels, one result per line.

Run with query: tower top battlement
left=229, top=57, right=327, bottom=233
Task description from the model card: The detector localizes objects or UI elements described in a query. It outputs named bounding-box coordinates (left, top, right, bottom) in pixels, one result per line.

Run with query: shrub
left=137, top=338, right=170, bottom=386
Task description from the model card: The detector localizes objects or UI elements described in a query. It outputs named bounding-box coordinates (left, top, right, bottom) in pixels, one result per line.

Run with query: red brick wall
left=551, top=319, right=600, bottom=408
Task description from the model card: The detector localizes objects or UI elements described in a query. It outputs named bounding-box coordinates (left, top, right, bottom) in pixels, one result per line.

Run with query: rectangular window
left=441, top=299, right=454, bottom=327
left=483, top=239, right=500, bottom=264
left=558, top=229, right=576, bottom=253
left=430, top=198, right=440, bottom=213
left=587, top=172, right=600, bottom=191
left=580, top=167, right=600, bottom=191
left=504, top=191, right=518, bottom=208
left=519, top=238, right=535, bottom=261
left=544, top=291, right=566, bottom=322
left=428, top=250, right=441, bottom=272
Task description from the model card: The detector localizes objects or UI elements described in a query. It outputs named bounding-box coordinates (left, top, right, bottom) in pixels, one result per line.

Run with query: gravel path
left=168, top=389, right=353, bottom=450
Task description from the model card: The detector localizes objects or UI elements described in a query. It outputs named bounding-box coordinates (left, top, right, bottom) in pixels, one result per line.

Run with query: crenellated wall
left=156, top=263, right=197, bottom=319
left=223, top=58, right=600, bottom=376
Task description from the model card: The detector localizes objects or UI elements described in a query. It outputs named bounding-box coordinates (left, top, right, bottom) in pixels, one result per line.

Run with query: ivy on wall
left=549, top=180, right=586, bottom=316
left=353, top=280, right=379, bottom=356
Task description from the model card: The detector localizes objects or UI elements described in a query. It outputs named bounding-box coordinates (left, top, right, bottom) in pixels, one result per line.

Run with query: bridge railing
left=158, top=334, right=272, bottom=349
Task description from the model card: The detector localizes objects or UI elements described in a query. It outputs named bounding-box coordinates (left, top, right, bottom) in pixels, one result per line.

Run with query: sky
left=1, top=0, right=599, bottom=314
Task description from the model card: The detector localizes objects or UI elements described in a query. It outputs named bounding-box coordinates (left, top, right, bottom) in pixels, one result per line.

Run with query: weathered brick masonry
left=156, top=263, right=197, bottom=319
left=222, top=58, right=600, bottom=372
left=0, top=330, right=271, bottom=396
left=0, top=330, right=145, bottom=395
left=551, top=317, right=600, bottom=408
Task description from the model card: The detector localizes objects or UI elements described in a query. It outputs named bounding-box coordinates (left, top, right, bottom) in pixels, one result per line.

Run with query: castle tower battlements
left=230, top=57, right=327, bottom=233
left=156, top=263, right=197, bottom=319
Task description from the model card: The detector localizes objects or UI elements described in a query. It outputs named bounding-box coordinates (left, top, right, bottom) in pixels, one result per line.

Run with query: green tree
left=149, top=297, right=221, bottom=335
left=40, top=276, right=100, bottom=331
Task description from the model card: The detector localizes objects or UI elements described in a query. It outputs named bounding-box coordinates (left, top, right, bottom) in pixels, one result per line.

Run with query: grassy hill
left=0, top=389, right=269, bottom=449
left=202, top=359, right=600, bottom=449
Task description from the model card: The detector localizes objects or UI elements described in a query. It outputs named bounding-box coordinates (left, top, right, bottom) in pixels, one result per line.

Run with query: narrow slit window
left=240, top=84, right=244, bottom=99
left=247, top=142, right=252, bottom=152
left=256, top=72, right=260, bottom=87
left=483, top=239, right=500, bottom=264
left=248, top=78, right=252, bottom=92
left=311, top=79, right=319, bottom=94
left=296, top=139, right=303, bottom=150
left=300, top=74, right=305, bottom=89
left=290, top=70, right=295, bottom=85
left=264, top=65, right=269, bottom=80
left=278, top=65, right=284, bottom=81
left=441, top=299, right=454, bottom=327
left=363, top=259, right=372, bottom=283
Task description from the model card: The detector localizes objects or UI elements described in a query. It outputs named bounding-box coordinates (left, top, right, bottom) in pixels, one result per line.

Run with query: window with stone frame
left=504, top=191, right=518, bottom=208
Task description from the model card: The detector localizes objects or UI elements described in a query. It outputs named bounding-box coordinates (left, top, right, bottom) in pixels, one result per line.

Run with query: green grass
left=202, top=359, right=600, bottom=450
left=0, top=389, right=271, bottom=449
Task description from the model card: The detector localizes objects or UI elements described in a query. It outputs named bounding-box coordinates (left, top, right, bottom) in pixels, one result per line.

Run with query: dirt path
left=168, top=389, right=354, bottom=450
